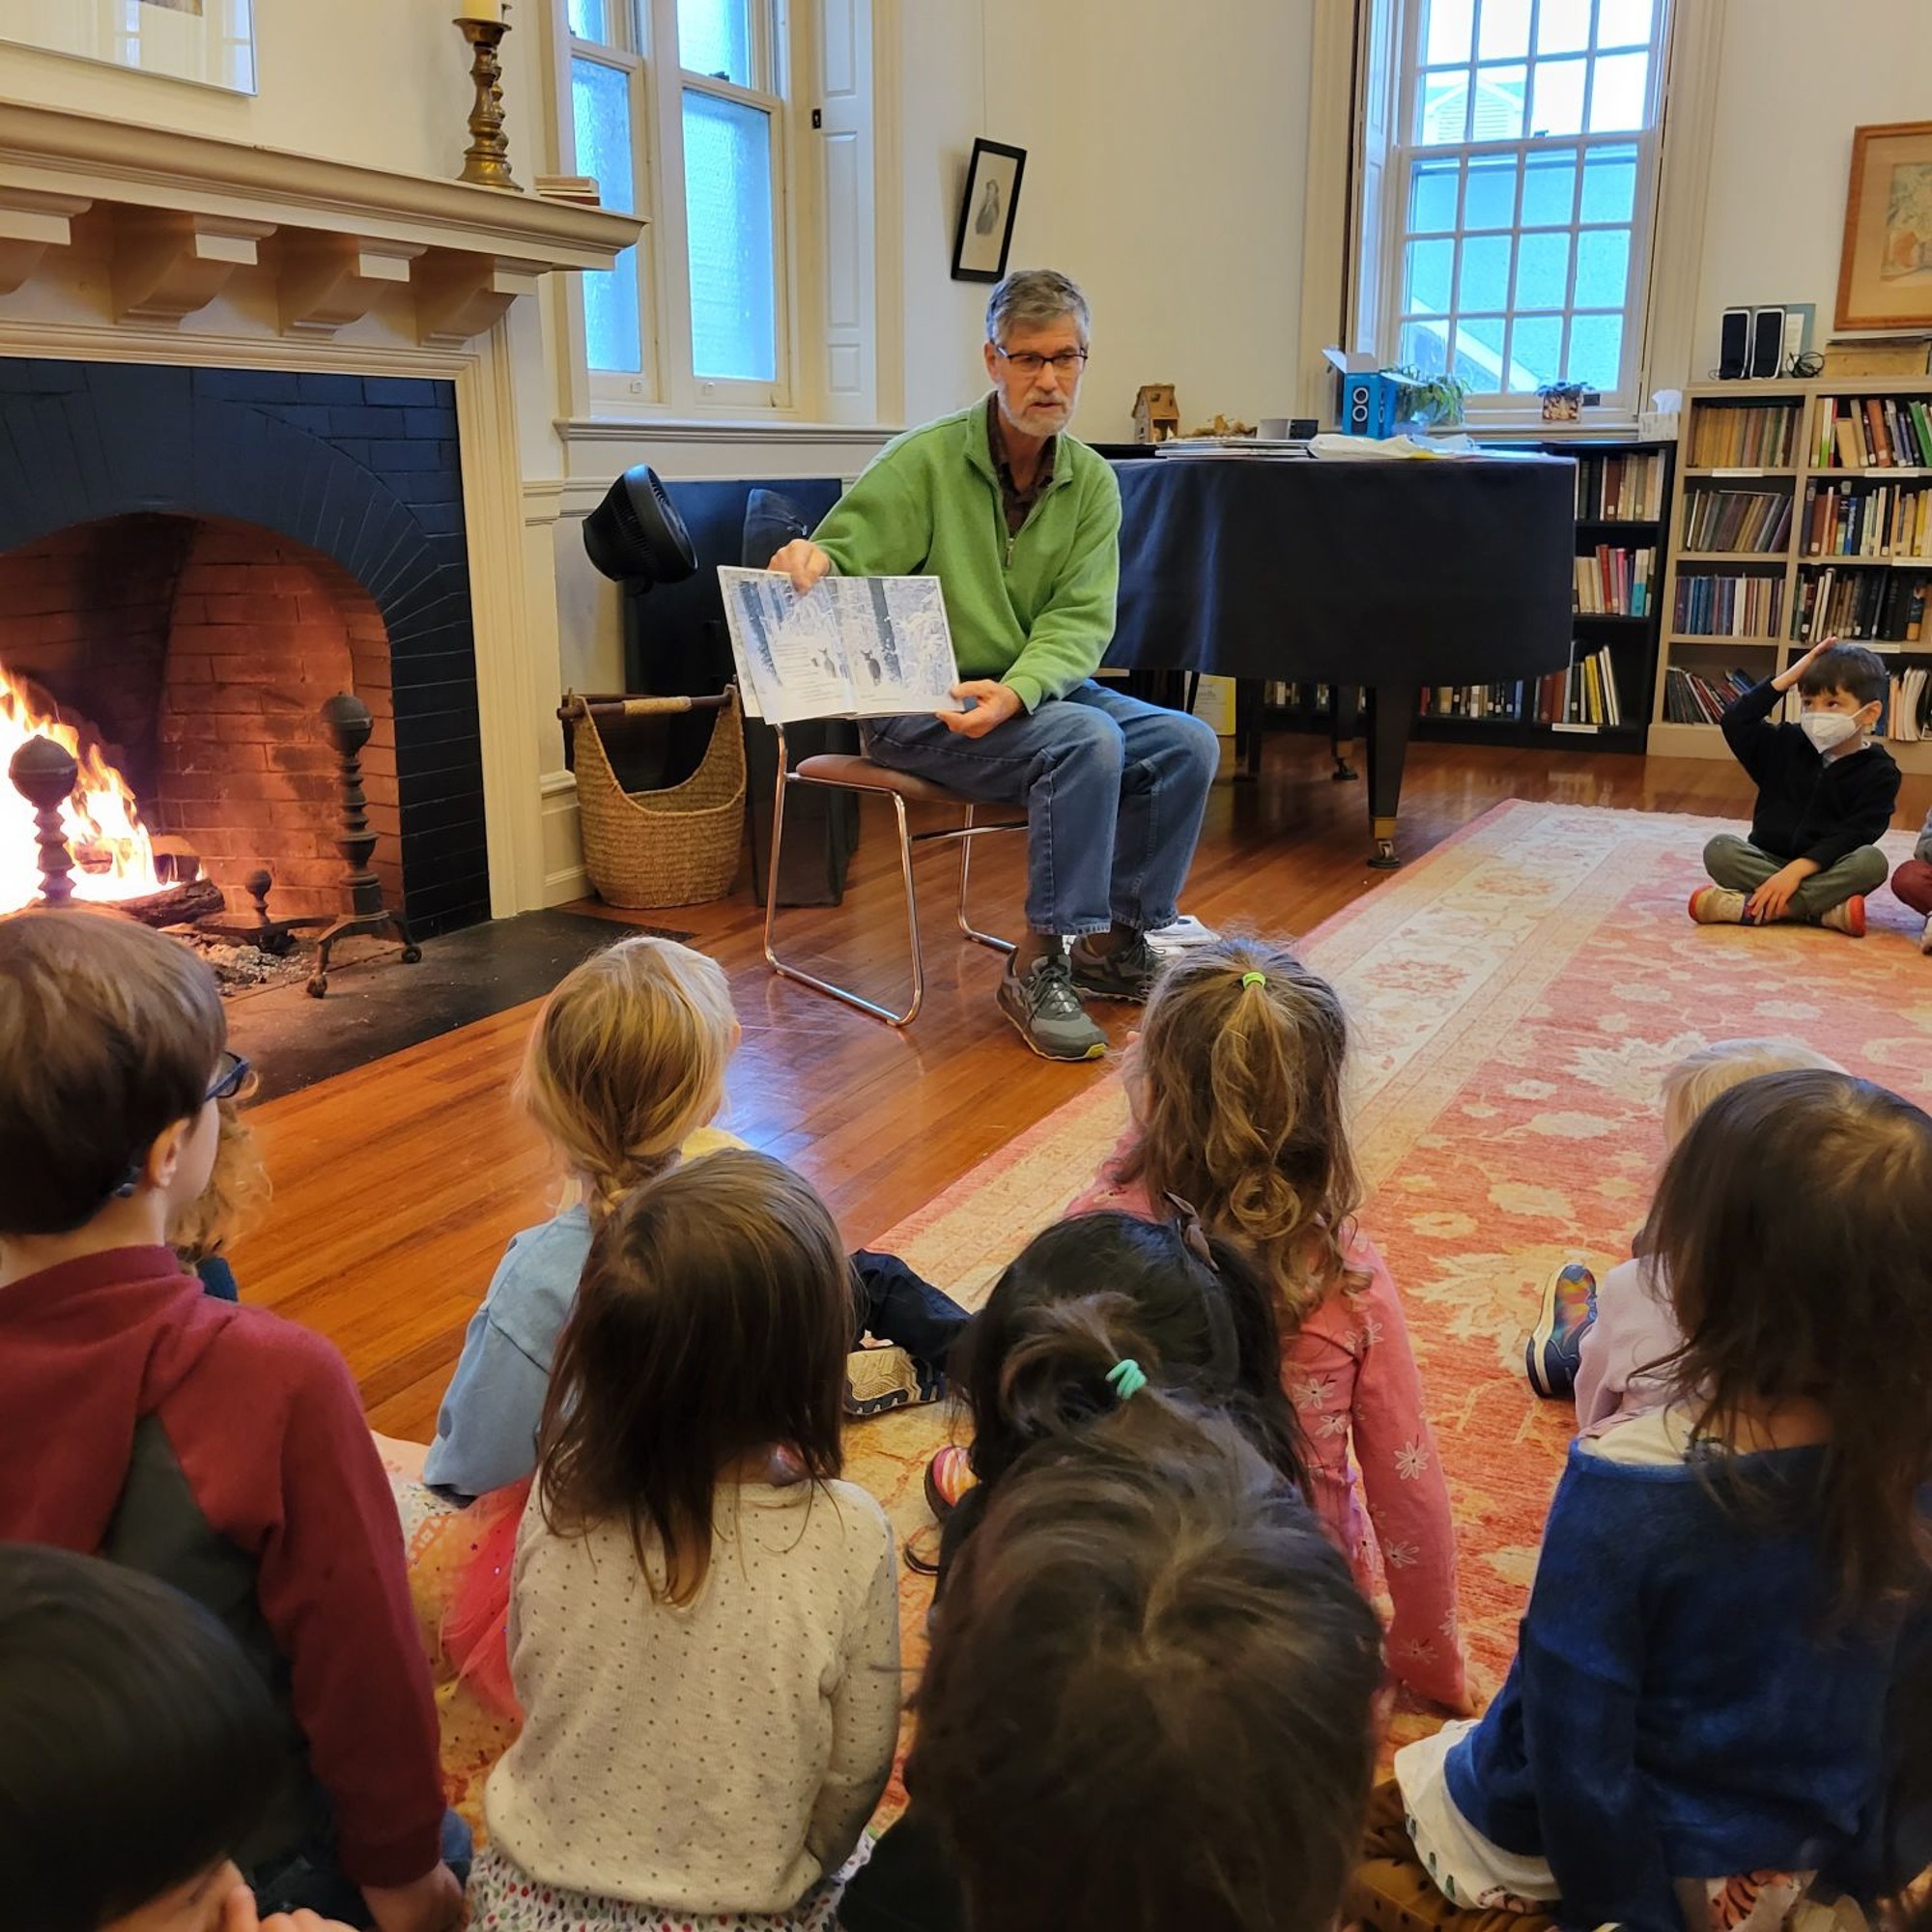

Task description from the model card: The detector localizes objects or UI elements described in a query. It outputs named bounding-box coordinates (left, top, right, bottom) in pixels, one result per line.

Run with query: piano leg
left=1235, top=677, right=1264, bottom=783
left=1329, top=684, right=1361, bottom=782
left=1364, top=681, right=1420, bottom=869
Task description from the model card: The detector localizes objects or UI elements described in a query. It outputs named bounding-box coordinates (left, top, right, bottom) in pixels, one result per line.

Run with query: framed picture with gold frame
left=1836, top=121, right=1932, bottom=331
left=0, top=0, right=257, bottom=97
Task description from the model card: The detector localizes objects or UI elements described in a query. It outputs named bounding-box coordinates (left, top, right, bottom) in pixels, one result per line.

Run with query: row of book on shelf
left=1573, top=448, right=1665, bottom=522
left=1812, top=395, right=1932, bottom=471
left=1672, top=574, right=1783, bottom=639
left=1792, top=567, right=1928, bottom=644
left=1803, top=479, right=1932, bottom=559
left=1688, top=405, right=1799, bottom=469
left=1575, top=547, right=1654, bottom=616
left=1682, top=487, right=1792, bottom=554
left=1415, top=647, right=1625, bottom=730
left=1666, top=663, right=1932, bottom=741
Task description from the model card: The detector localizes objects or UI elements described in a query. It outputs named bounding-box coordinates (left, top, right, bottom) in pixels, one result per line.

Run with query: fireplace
left=0, top=359, right=488, bottom=934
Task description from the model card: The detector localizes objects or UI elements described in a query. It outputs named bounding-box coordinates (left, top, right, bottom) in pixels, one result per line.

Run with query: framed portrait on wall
left=951, top=138, right=1026, bottom=284
left=0, top=0, right=257, bottom=97
left=1836, top=121, right=1932, bottom=330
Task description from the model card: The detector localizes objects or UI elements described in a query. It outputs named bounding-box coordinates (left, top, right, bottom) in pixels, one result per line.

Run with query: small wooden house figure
left=1132, top=384, right=1180, bottom=443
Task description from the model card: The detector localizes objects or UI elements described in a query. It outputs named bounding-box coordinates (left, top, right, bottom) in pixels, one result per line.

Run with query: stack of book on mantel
left=534, top=174, right=602, bottom=206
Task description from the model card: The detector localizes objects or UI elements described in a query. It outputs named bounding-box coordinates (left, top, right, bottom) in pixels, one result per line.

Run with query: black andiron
left=8, top=734, right=79, bottom=908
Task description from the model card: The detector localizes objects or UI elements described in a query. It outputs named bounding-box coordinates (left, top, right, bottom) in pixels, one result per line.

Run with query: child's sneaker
left=1688, top=886, right=1751, bottom=925
left=843, top=1345, right=945, bottom=1418
left=923, top=1444, right=978, bottom=1521
left=1819, top=895, right=1866, bottom=937
left=1524, top=1262, right=1597, bottom=1400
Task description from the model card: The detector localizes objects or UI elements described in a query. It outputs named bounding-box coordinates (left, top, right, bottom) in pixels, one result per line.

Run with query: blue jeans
left=251, top=1809, right=473, bottom=1928
left=861, top=680, right=1219, bottom=936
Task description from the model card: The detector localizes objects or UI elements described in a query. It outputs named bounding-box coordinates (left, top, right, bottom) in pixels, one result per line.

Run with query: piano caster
left=1369, top=817, right=1402, bottom=869
left=1331, top=758, right=1359, bottom=782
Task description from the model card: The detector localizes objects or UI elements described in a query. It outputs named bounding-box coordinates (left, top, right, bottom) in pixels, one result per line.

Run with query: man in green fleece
left=770, top=269, right=1219, bottom=1061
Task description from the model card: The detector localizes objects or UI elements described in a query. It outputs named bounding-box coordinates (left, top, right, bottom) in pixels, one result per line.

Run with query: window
left=567, top=0, right=791, bottom=410
left=1366, top=0, right=1671, bottom=416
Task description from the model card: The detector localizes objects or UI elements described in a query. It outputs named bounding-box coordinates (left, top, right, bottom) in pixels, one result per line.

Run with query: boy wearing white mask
left=1690, top=637, right=1899, bottom=936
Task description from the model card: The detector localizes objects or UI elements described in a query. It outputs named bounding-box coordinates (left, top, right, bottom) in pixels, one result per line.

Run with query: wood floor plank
left=225, top=737, right=1932, bottom=1439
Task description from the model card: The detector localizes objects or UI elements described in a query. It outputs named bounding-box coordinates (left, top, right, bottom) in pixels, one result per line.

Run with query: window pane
left=1459, top=233, right=1513, bottom=310
left=1596, top=0, right=1654, bottom=48
left=1469, top=63, right=1526, bottom=139
left=1588, top=50, right=1650, bottom=130
left=1579, top=143, right=1637, bottom=221
left=568, top=0, right=610, bottom=42
left=1419, top=71, right=1471, bottom=144
left=1535, top=0, right=1590, bottom=55
left=1520, top=146, right=1577, bottom=224
left=1476, top=0, right=1531, bottom=61
left=1463, top=154, right=1519, bottom=229
left=683, top=89, right=777, bottom=382
left=678, top=0, right=753, bottom=86
left=1398, top=319, right=1453, bottom=378
left=1575, top=226, right=1631, bottom=307
left=1568, top=312, right=1624, bottom=388
left=1530, top=57, right=1585, bottom=137
left=1514, top=230, right=1571, bottom=309
left=1409, top=156, right=1462, bottom=232
left=1423, top=0, right=1474, bottom=65
left=572, top=57, right=640, bottom=373
left=1404, top=238, right=1456, bottom=314
left=1507, top=314, right=1563, bottom=389
left=1451, top=315, right=1507, bottom=387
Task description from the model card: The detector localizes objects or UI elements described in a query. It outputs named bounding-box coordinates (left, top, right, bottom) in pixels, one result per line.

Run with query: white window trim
left=1299, top=0, right=1727, bottom=433
left=545, top=0, right=898, bottom=434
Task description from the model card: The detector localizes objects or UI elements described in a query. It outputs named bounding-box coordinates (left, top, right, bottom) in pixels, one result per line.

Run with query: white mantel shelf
left=0, top=101, right=644, bottom=344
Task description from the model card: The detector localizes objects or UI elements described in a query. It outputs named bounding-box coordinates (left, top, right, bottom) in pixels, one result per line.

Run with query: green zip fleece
left=810, top=395, right=1122, bottom=714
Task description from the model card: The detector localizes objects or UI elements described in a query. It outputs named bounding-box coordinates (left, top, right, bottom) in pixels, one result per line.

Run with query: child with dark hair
left=0, top=1542, right=358, bottom=1932
left=0, top=911, right=462, bottom=1932
left=909, top=1402, right=1383, bottom=1932
left=1889, top=804, right=1932, bottom=954
left=1691, top=637, right=1901, bottom=935
left=840, top=1214, right=1316, bottom=1932
left=1352, top=1070, right=1932, bottom=1932
left=1063, top=938, right=1467, bottom=1711
left=470, top=1148, right=899, bottom=1931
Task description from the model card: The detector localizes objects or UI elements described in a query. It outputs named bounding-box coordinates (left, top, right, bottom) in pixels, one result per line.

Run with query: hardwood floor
left=227, top=735, right=1932, bottom=1439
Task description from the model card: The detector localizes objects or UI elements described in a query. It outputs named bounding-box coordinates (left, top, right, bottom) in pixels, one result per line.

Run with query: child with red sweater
left=0, top=910, right=463, bottom=1932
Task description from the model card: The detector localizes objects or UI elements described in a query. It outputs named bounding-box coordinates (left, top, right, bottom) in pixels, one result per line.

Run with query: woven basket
left=566, top=687, right=747, bottom=908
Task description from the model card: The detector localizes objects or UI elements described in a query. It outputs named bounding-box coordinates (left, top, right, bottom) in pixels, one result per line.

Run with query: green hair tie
left=1106, top=1358, right=1148, bottom=1402
left=1239, top=970, right=1266, bottom=988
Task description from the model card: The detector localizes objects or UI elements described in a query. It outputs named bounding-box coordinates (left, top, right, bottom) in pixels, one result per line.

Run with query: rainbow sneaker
left=923, top=1444, right=979, bottom=1521
left=1524, top=1262, right=1598, bottom=1400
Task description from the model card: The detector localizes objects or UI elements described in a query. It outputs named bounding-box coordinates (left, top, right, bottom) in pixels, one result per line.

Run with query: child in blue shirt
left=1352, top=1068, right=1932, bottom=1932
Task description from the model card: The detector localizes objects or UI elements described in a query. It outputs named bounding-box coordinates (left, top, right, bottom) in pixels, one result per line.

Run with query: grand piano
left=1103, top=450, right=1577, bottom=865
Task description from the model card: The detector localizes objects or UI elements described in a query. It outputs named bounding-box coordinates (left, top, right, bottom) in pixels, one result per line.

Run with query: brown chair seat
left=794, top=753, right=977, bottom=807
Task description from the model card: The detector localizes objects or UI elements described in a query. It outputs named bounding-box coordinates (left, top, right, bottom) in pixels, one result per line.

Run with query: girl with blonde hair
left=423, top=934, right=743, bottom=1498
left=1065, top=936, right=1468, bottom=1711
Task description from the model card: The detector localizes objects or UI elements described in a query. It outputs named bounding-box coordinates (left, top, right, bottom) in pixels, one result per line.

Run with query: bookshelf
left=1258, top=439, right=1673, bottom=751
left=1650, top=379, right=1932, bottom=772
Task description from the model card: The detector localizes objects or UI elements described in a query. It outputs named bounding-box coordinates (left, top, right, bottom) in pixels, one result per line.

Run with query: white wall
left=0, top=5, right=506, bottom=183
left=1690, top=0, right=1932, bottom=379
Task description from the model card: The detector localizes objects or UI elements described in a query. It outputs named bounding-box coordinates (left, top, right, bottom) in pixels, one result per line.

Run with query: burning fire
left=2, top=669, right=171, bottom=913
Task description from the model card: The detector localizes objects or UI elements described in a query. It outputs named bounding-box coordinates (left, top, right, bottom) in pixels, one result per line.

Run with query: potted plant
left=1537, top=381, right=1589, bottom=422
left=1388, top=365, right=1472, bottom=431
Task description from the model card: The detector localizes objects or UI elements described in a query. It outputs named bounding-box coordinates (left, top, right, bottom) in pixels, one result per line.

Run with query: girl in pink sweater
left=1066, top=938, right=1468, bottom=1711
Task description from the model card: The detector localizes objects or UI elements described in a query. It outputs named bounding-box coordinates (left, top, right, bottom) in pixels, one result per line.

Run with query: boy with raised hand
left=0, top=910, right=464, bottom=1932
left=1889, top=806, right=1932, bottom=954
left=1690, top=636, right=1899, bottom=936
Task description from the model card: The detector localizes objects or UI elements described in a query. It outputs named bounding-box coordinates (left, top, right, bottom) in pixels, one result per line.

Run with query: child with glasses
left=0, top=910, right=465, bottom=1932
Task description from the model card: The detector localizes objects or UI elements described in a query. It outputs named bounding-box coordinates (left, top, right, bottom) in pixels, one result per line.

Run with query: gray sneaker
left=997, top=952, right=1108, bottom=1061
left=1068, top=930, right=1162, bottom=1003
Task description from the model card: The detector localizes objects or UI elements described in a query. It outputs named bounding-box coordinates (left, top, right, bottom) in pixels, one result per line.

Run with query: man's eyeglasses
left=994, top=346, right=1090, bottom=376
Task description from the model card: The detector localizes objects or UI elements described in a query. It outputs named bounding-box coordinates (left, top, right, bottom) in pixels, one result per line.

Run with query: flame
left=2, top=669, right=172, bottom=913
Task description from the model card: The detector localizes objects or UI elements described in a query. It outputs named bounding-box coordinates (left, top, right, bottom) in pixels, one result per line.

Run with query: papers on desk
left=1155, top=436, right=1314, bottom=459
left=1307, top=433, right=1484, bottom=460
left=718, top=566, right=963, bottom=724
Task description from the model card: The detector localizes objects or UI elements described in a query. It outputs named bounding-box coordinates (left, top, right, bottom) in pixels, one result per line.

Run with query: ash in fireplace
left=168, top=927, right=309, bottom=997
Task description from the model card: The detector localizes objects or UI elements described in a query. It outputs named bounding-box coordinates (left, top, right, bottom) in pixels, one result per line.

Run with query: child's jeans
left=1703, top=835, right=1889, bottom=920
left=1891, top=857, right=1932, bottom=916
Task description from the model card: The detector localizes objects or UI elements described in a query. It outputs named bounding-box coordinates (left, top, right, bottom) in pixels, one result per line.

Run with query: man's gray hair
left=985, top=270, right=1090, bottom=347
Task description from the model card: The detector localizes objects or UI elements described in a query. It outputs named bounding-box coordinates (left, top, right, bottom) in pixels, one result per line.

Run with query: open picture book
left=718, top=565, right=963, bottom=724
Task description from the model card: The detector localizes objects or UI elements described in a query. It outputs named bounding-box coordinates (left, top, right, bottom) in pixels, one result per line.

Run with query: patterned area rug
left=846, top=799, right=1932, bottom=1768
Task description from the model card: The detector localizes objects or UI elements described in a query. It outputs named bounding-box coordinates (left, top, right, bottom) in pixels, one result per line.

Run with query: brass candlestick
left=453, top=16, right=522, bottom=192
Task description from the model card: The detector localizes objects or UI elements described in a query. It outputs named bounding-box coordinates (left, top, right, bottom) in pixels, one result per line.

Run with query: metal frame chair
left=761, top=724, right=1026, bottom=1027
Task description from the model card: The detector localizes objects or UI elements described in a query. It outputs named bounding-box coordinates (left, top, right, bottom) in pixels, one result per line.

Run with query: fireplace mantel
left=0, top=102, right=642, bottom=344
